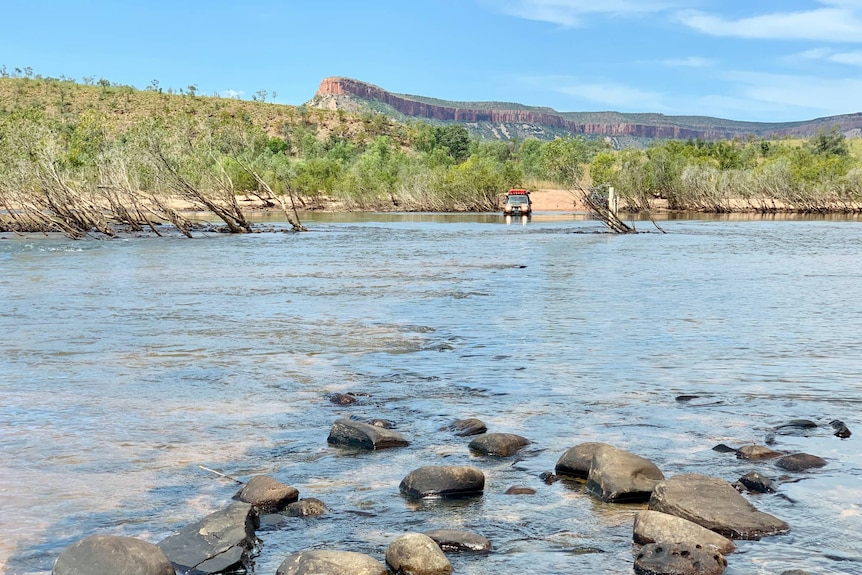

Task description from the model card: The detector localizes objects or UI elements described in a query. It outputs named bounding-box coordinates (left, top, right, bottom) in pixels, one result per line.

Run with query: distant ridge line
left=313, top=76, right=862, bottom=142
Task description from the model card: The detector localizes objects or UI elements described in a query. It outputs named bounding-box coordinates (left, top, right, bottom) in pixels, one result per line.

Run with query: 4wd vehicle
left=503, top=189, right=532, bottom=216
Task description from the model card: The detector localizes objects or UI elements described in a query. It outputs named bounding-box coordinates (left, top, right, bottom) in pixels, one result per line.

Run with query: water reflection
left=504, top=214, right=531, bottom=226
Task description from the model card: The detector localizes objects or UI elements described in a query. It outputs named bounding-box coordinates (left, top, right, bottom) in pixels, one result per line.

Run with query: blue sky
left=2, top=1, right=862, bottom=122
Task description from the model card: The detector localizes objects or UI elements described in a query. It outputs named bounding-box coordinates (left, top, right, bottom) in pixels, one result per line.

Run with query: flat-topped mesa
left=314, top=77, right=862, bottom=141
left=316, top=77, right=721, bottom=140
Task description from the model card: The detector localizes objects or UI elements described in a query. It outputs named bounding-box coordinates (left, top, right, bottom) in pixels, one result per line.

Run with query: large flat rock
left=276, top=550, right=388, bottom=575
left=53, top=535, right=175, bottom=575
left=400, top=466, right=485, bottom=499
left=649, top=474, right=790, bottom=540
left=327, top=418, right=408, bottom=450
left=633, top=510, right=736, bottom=555
left=157, top=502, right=258, bottom=574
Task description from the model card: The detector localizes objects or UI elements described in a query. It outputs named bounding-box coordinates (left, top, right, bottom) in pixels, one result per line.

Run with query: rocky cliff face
left=314, top=77, right=862, bottom=142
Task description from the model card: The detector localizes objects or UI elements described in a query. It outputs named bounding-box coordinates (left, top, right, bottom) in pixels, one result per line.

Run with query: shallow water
left=1, top=213, right=861, bottom=574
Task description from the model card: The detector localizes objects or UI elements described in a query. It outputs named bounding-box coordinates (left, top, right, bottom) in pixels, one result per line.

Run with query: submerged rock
left=633, top=510, right=736, bottom=555
left=276, top=550, right=387, bottom=575
left=505, top=485, right=536, bottom=495
left=385, top=533, right=452, bottom=575
left=400, top=466, right=485, bottom=499
left=586, top=445, right=665, bottom=503
left=634, top=542, right=727, bottom=575
left=468, top=432, right=529, bottom=456
left=830, top=420, right=852, bottom=439
left=286, top=498, right=327, bottom=517
left=327, top=418, right=408, bottom=450
left=711, top=444, right=738, bottom=454
left=735, top=471, right=777, bottom=494
left=776, top=453, right=827, bottom=472
left=555, top=442, right=613, bottom=478
left=649, top=474, right=790, bottom=540
left=774, top=420, right=818, bottom=436
left=423, top=529, right=492, bottom=553
left=329, top=393, right=357, bottom=405
left=449, top=418, right=487, bottom=437
left=157, top=502, right=258, bottom=574
left=54, top=535, right=175, bottom=575
left=736, top=445, right=783, bottom=461
left=233, top=475, right=298, bottom=512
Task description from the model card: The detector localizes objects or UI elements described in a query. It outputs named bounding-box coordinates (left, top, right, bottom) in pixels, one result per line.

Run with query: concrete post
left=607, top=186, right=618, bottom=217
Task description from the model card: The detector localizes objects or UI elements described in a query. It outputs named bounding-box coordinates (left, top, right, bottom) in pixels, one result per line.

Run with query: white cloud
left=786, top=47, right=862, bottom=66
left=725, top=70, right=862, bottom=117
left=556, top=81, right=666, bottom=110
left=663, top=56, right=714, bottom=68
left=491, top=0, right=680, bottom=27
left=220, top=89, right=244, bottom=99
left=827, top=51, right=862, bottom=65
left=676, top=1, right=862, bottom=42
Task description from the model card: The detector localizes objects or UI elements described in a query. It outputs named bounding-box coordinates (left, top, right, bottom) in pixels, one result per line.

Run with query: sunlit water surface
left=1, top=212, right=861, bottom=575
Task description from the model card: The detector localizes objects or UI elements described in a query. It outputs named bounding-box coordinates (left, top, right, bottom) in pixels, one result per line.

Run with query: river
left=1, top=212, right=860, bottom=574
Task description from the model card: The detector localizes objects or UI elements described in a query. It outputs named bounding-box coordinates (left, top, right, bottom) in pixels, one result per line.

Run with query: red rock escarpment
left=317, top=77, right=724, bottom=139
left=316, top=77, right=862, bottom=140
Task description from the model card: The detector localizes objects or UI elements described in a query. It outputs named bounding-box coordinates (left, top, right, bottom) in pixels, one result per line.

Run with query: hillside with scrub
left=1, top=71, right=861, bottom=237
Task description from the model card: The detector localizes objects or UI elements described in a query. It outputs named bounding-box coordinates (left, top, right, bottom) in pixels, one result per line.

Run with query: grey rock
left=555, top=442, right=613, bottom=478
left=423, top=529, right=492, bottom=553
left=736, top=471, right=777, bottom=494
left=449, top=418, right=487, bottom=436
left=776, top=453, right=827, bottom=472
left=327, top=418, right=408, bottom=450
left=649, top=474, right=790, bottom=540
left=53, top=535, right=175, bottom=575
left=276, top=550, right=387, bottom=575
left=736, top=445, right=784, bottom=460
left=468, top=432, right=529, bottom=456
left=633, top=510, right=736, bottom=555
left=386, top=533, right=452, bottom=575
left=400, top=465, right=485, bottom=499
left=634, top=542, right=727, bottom=575
left=286, top=498, right=327, bottom=517
left=586, top=445, right=665, bottom=503
left=711, top=444, right=737, bottom=454
left=233, top=475, right=298, bottom=512
left=157, top=502, right=258, bottom=574
left=780, top=570, right=813, bottom=575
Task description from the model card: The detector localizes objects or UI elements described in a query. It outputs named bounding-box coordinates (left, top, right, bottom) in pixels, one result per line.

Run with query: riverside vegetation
left=1, top=70, right=861, bottom=238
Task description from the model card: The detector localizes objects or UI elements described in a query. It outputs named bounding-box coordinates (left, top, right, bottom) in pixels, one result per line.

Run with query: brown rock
left=634, top=542, right=727, bottom=575
left=468, top=432, right=529, bottom=456
left=276, top=550, right=387, bottom=575
left=633, top=510, right=736, bottom=555
left=400, top=466, right=485, bottom=500
left=449, top=418, right=487, bottom=437
left=736, top=445, right=783, bottom=460
left=586, top=445, right=664, bottom=502
left=327, top=418, right=408, bottom=450
left=555, top=442, right=613, bottom=478
left=385, top=533, right=452, bottom=575
left=233, top=475, right=298, bottom=512
left=776, top=453, right=827, bottom=471
left=649, top=474, right=790, bottom=540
